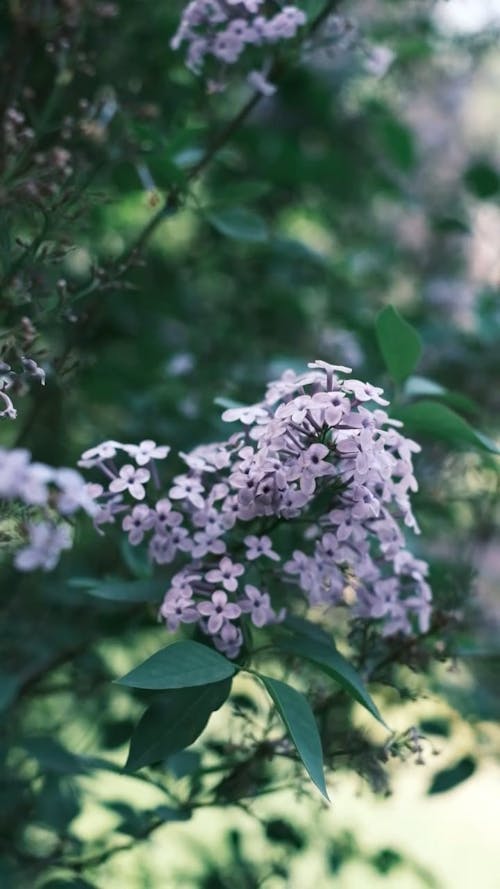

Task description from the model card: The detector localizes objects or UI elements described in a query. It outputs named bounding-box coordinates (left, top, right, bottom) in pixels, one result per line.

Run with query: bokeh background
left=0, top=1, right=499, bottom=886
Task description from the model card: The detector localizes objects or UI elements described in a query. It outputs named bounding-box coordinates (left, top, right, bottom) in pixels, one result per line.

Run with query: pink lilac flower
left=122, top=505, right=155, bottom=544
left=213, top=621, right=244, bottom=659
left=78, top=440, right=123, bottom=467
left=197, top=590, right=241, bottom=633
left=149, top=534, right=177, bottom=564
left=154, top=498, right=183, bottom=531
left=221, top=404, right=268, bottom=425
left=109, top=464, right=150, bottom=500
left=0, top=448, right=100, bottom=571
left=0, top=387, right=17, bottom=419
left=244, top=534, right=279, bottom=561
left=81, top=358, right=431, bottom=654
left=169, top=474, right=205, bottom=508
left=14, top=521, right=72, bottom=571
left=171, top=0, right=307, bottom=91
left=125, top=439, right=170, bottom=466
left=21, top=356, right=46, bottom=386
left=191, top=529, right=226, bottom=558
left=239, top=584, right=274, bottom=627
left=205, top=555, right=244, bottom=591
left=160, top=593, right=199, bottom=631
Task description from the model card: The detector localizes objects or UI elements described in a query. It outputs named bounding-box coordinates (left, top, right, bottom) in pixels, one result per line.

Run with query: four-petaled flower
left=222, top=404, right=268, bottom=425
left=125, top=439, right=170, bottom=466
left=122, top=505, right=155, bottom=544
left=197, top=590, right=241, bottom=633
left=78, top=440, right=123, bottom=467
left=160, top=594, right=199, bottom=631
left=205, top=555, right=244, bottom=591
left=244, top=535, right=280, bottom=561
left=169, top=474, right=205, bottom=508
left=109, top=464, right=150, bottom=500
left=239, top=584, right=273, bottom=628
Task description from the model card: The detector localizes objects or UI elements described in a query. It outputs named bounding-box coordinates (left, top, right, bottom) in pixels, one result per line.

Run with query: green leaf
left=209, top=180, right=270, bottom=207
left=214, top=396, right=246, bottom=411
left=167, top=750, right=201, bottom=779
left=375, top=305, right=422, bottom=384
left=172, top=146, right=204, bottom=169
left=0, top=672, right=21, bottom=711
left=404, top=375, right=446, bottom=399
left=260, top=676, right=329, bottom=800
left=35, top=775, right=80, bottom=830
left=404, top=376, right=479, bottom=416
left=126, top=679, right=231, bottom=770
left=116, top=640, right=237, bottom=690
left=42, top=879, right=98, bottom=889
left=431, top=215, right=469, bottom=235
left=120, top=538, right=153, bottom=579
left=21, top=738, right=87, bottom=775
left=208, top=207, right=268, bottom=242
left=277, top=636, right=386, bottom=727
left=68, top=577, right=164, bottom=602
left=428, top=756, right=476, bottom=795
left=282, top=615, right=335, bottom=647
left=464, top=161, right=500, bottom=199
left=376, top=117, right=415, bottom=171
left=393, top=400, right=499, bottom=454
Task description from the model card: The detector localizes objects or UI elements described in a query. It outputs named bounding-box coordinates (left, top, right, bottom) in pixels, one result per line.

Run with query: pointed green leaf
left=21, top=737, right=88, bottom=775
left=260, top=676, right=329, bottom=800
left=214, top=396, right=246, bottom=411
left=69, top=577, right=164, bottom=602
left=404, top=376, right=479, bottom=416
left=277, top=636, right=386, bottom=727
left=116, top=641, right=236, bottom=690
left=126, top=679, right=231, bottom=770
left=404, top=375, right=446, bottom=399
left=464, top=161, right=500, bottom=199
left=428, top=756, right=476, bottom=795
left=208, top=207, right=268, bottom=242
left=376, top=305, right=422, bottom=384
left=282, top=615, right=335, bottom=647
left=393, top=400, right=499, bottom=454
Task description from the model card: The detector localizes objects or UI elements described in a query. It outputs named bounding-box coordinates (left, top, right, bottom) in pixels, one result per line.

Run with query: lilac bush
left=80, top=360, right=432, bottom=657
left=171, top=0, right=307, bottom=93
left=0, top=448, right=97, bottom=570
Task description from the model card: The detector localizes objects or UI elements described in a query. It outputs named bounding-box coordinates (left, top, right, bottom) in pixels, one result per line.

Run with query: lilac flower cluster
left=0, top=448, right=98, bottom=570
left=0, top=355, right=46, bottom=420
left=81, top=362, right=431, bottom=657
left=171, top=0, right=307, bottom=94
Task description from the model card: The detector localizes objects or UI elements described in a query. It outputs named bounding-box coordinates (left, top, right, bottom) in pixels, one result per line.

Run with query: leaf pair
left=119, top=641, right=330, bottom=799
left=376, top=305, right=498, bottom=454
left=117, top=632, right=385, bottom=800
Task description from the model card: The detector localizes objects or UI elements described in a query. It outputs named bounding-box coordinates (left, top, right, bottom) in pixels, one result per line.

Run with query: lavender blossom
left=125, top=439, right=170, bottom=466
left=109, top=464, right=150, bottom=500
left=198, top=589, right=241, bottom=633
left=244, top=534, right=280, bottom=561
left=171, top=0, right=307, bottom=93
left=0, top=448, right=98, bottom=571
left=205, top=555, right=244, bottom=591
left=14, top=521, right=73, bottom=571
left=239, top=583, right=275, bottom=627
left=122, top=505, right=155, bottom=545
left=80, top=359, right=432, bottom=655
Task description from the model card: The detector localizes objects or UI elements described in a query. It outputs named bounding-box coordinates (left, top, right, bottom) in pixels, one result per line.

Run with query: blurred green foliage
left=0, top=0, right=499, bottom=886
